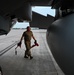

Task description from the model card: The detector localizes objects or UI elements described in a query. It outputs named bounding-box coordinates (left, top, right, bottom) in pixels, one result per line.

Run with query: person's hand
left=34, top=40, right=37, bottom=44
left=34, top=40, right=39, bottom=46
left=18, top=41, right=22, bottom=48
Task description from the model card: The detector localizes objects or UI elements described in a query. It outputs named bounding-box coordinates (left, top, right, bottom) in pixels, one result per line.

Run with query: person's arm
left=32, top=35, right=36, bottom=41
left=31, top=31, right=36, bottom=41
left=32, top=34, right=39, bottom=46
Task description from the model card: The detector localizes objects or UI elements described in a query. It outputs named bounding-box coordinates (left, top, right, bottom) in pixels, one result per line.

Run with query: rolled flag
left=31, top=40, right=39, bottom=48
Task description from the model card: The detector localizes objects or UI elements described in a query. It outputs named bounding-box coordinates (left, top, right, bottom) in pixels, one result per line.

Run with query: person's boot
left=30, top=56, right=33, bottom=59
left=24, top=51, right=28, bottom=58
left=24, top=55, right=28, bottom=58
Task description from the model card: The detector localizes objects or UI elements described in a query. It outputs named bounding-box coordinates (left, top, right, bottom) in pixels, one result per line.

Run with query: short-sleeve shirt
left=23, top=31, right=33, bottom=41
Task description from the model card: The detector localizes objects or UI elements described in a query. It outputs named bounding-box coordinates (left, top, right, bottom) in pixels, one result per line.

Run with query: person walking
left=20, top=26, right=37, bottom=59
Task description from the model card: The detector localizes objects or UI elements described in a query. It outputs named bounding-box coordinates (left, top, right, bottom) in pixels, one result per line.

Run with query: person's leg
left=24, top=42, right=29, bottom=58
left=24, top=41, right=31, bottom=58
left=26, top=50, right=33, bottom=59
left=24, top=50, right=28, bottom=58
left=24, top=41, right=33, bottom=59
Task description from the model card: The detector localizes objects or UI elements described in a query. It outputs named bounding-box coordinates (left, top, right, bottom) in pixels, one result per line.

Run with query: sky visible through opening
left=13, top=6, right=55, bottom=28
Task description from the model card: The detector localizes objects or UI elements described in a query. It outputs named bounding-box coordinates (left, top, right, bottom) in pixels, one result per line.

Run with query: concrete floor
left=0, top=29, right=65, bottom=75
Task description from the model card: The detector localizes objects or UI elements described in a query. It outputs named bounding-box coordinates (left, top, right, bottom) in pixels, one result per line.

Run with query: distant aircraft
left=0, top=0, right=74, bottom=75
